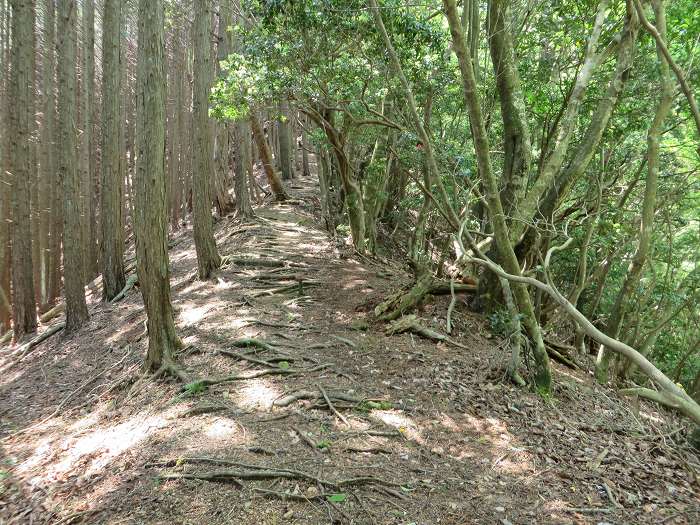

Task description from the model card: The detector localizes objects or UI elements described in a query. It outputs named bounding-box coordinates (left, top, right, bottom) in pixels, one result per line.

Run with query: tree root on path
left=220, top=255, right=309, bottom=269
left=385, top=315, right=470, bottom=350
left=250, top=280, right=319, bottom=298
left=272, top=389, right=365, bottom=408
left=153, top=457, right=401, bottom=493
left=182, top=364, right=330, bottom=392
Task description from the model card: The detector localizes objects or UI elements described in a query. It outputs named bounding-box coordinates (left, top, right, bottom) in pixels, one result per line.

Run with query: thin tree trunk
left=277, top=99, right=294, bottom=180
left=595, top=0, right=673, bottom=383
left=439, top=0, right=552, bottom=390
left=234, top=120, right=254, bottom=218
left=81, top=0, right=97, bottom=280
left=58, top=0, right=88, bottom=333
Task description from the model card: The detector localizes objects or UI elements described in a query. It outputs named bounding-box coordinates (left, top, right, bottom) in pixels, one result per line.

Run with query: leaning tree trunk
left=58, top=0, right=89, bottom=333
left=192, top=0, right=221, bottom=279
left=9, top=0, right=39, bottom=341
left=134, top=0, right=182, bottom=374
left=595, top=0, right=672, bottom=384
left=250, top=112, right=288, bottom=201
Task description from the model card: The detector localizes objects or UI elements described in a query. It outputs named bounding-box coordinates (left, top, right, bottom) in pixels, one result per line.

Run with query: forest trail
left=0, top=174, right=698, bottom=525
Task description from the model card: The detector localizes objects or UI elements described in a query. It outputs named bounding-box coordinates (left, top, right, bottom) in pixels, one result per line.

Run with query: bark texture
left=100, top=0, right=126, bottom=301
left=192, top=0, right=221, bottom=279
left=58, top=0, right=89, bottom=333
left=9, top=0, right=38, bottom=341
left=135, top=0, right=182, bottom=371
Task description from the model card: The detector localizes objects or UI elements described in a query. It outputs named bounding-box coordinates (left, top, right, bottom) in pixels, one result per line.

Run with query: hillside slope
left=1, top=176, right=698, bottom=525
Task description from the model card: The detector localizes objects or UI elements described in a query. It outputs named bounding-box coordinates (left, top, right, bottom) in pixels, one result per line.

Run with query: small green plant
left=317, top=439, right=332, bottom=450
left=357, top=400, right=393, bottom=412
left=326, top=493, right=347, bottom=503
left=183, top=381, right=207, bottom=395
left=278, top=360, right=290, bottom=370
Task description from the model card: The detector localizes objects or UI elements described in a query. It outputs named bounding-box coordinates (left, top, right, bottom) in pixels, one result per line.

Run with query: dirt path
left=1, top=176, right=698, bottom=524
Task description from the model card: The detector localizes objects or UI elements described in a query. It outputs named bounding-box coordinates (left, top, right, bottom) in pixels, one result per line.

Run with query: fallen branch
left=545, top=344, right=579, bottom=370
left=292, top=425, right=321, bottom=453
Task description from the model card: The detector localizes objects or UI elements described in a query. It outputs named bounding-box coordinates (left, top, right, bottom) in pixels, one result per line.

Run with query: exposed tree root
left=183, top=364, right=330, bottom=391
left=109, top=274, right=139, bottom=304
left=0, top=330, right=12, bottom=345
left=39, top=303, right=65, bottom=324
left=153, top=360, right=189, bottom=383
left=231, top=338, right=276, bottom=352
left=252, top=488, right=332, bottom=502
left=272, top=389, right=364, bottom=408
left=154, top=457, right=401, bottom=492
left=385, top=315, right=470, bottom=350
left=374, top=272, right=434, bottom=321
left=220, top=255, right=308, bottom=269
left=11, top=322, right=66, bottom=361
left=178, top=403, right=230, bottom=418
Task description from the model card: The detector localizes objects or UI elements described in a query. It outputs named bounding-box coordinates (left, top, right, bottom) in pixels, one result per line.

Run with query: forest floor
left=1, top=175, right=699, bottom=525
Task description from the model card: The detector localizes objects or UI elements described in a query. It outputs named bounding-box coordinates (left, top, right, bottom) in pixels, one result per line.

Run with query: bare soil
left=1, top=176, right=698, bottom=524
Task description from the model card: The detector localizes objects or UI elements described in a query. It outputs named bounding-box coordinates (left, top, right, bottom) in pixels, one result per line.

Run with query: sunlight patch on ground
left=180, top=304, right=212, bottom=325
left=370, top=409, right=423, bottom=443
left=232, top=379, right=283, bottom=410
left=19, top=411, right=173, bottom=486
left=458, top=413, right=532, bottom=475
left=204, top=418, right=241, bottom=441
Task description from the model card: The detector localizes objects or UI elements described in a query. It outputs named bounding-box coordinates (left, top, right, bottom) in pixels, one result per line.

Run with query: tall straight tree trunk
left=81, top=0, right=97, bottom=280
left=135, top=0, right=182, bottom=373
left=192, top=0, right=221, bottom=279
left=277, top=99, right=294, bottom=180
left=100, top=0, right=126, bottom=301
left=58, top=0, right=88, bottom=333
left=0, top=0, right=13, bottom=333
left=595, top=0, right=672, bottom=383
left=9, top=0, right=38, bottom=342
left=38, top=0, right=56, bottom=311
left=234, top=120, right=254, bottom=218
left=212, top=1, right=235, bottom=216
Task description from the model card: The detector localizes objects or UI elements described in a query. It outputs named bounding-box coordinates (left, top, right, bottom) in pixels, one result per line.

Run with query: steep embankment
left=0, top=176, right=698, bottom=524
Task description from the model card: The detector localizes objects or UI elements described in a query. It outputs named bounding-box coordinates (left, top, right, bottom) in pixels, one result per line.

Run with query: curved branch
left=633, top=0, right=700, bottom=141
